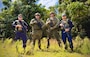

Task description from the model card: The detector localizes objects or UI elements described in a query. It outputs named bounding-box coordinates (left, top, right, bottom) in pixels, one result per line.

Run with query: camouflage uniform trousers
left=31, top=30, right=42, bottom=49
left=47, top=29, right=61, bottom=48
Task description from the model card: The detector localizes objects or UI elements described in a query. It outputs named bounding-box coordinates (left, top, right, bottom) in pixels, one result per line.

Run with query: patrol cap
left=18, top=14, right=23, bottom=17
left=35, top=13, right=41, bottom=16
left=62, top=13, right=66, bottom=17
left=50, top=12, right=55, bottom=15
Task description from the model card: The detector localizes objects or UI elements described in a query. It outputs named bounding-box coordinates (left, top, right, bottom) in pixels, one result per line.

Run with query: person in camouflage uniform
left=46, top=12, right=61, bottom=48
left=30, top=13, right=44, bottom=49
left=12, top=14, right=28, bottom=50
left=60, top=13, right=74, bottom=51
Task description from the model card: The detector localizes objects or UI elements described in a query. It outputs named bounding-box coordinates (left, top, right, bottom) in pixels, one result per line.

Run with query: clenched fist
left=16, top=25, right=22, bottom=28
left=60, top=23, right=64, bottom=27
left=46, top=20, right=51, bottom=25
left=65, top=28, right=70, bottom=32
left=16, top=25, right=22, bottom=31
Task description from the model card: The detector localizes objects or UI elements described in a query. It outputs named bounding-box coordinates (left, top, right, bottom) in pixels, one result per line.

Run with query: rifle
left=49, top=18, right=60, bottom=31
left=49, top=19, right=54, bottom=27
left=61, top=21, right=71, bottom=37
left=35, top=18, right=43, bottom=29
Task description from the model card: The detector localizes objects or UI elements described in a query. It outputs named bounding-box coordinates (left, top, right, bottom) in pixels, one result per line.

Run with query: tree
left=58, top=0, right=90, bottom=38
left=0, top=0, right=49, bottom=38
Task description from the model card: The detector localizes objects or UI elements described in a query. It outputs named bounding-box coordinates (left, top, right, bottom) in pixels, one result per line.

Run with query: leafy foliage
left=58, top=0, right=90, bottom=38
left=0, top=0, right=90, bottom=38
left=0, top=0, right=49, bottom=38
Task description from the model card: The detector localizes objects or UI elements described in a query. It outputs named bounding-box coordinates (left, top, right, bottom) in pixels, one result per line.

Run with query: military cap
left=50, top=12, right=55, bottom=15
left=35, top=13, right=41, bottom=16
left=18, top=14, right=23, bottom=17
left=62, top=13, right=66, bottom=17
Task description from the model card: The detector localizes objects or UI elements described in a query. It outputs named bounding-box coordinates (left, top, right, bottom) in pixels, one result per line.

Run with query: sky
left=0, top=0, right=58, bottom=11
left=37, top=0, right=59, bottom=9
left=0, top=0, right=4, bottom=11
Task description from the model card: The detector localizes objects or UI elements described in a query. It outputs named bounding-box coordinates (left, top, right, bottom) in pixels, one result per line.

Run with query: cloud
left=12, top=0, right=58, bottom=9
left=11, top=0, right=16, bottom=2
left=37, top=0, right=58, bottom=9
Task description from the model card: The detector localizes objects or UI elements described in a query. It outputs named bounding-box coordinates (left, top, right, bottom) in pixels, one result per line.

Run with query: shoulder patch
left=15, top=20, right=19, bottom=22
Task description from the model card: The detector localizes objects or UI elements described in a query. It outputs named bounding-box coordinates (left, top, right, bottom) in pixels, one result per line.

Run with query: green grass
left=0, top=37, right=90, bottom=57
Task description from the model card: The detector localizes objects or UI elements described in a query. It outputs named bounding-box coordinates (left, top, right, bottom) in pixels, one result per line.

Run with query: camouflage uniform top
left=30, top=18, right=44, bottom=31
left=60, top=19, right=69, bottom=29
left=46, top=17, right=61, bottom=40
left=60, top=19, right=74, bottom=30
left=46, top=17, right=60, bottom=30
